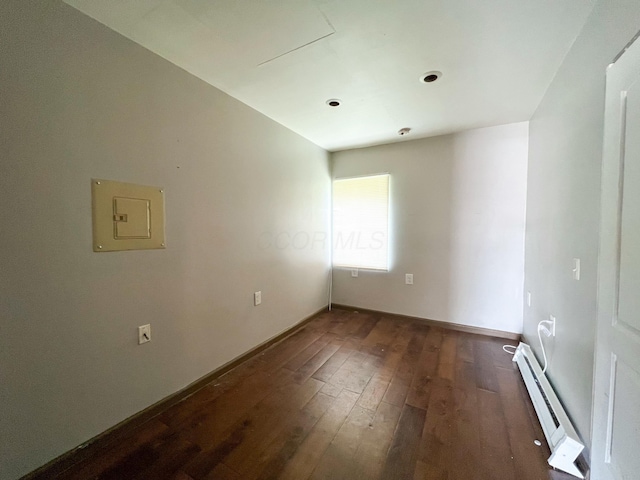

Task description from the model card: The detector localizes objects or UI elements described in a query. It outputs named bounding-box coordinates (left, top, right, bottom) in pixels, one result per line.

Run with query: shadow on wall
left=447, top=126, right=528, bottom=332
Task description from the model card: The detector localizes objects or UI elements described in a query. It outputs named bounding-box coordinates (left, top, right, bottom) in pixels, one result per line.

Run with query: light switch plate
left=405, top=273, right=413, bottom=285
left=351, top=269, right=358, bottom=278
left=92, top=179, right=165, bottom=252
left=254, top=291, right=262, bottom=306
left=138, top=324, right=151, bottom=344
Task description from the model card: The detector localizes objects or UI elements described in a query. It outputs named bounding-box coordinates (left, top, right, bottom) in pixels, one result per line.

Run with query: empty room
left=2, top=1, right=640, bottom=479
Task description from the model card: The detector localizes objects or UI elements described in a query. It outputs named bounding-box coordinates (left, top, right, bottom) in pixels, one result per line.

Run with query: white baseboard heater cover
left=512, top=342, right=586, bottom=478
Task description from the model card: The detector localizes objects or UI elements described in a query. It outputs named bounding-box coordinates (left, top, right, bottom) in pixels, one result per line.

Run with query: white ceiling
left=64, top=0, right=594, bottom=151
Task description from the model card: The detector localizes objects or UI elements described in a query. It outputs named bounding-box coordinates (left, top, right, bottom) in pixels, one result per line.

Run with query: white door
left=592, top=36, right=640, bottom=480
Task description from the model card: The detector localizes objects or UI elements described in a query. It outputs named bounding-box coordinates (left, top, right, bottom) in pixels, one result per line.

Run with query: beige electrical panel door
left=92, top=179, right=165, bottom=252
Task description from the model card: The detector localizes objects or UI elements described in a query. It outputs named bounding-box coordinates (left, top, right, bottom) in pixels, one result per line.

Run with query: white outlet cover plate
left=405, top=273, right=413, bottom=285
left=254, top=291, right=262, bottom=306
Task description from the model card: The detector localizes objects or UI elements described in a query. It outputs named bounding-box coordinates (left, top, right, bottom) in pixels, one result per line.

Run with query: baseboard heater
left=512, top=343, right=586, bottom=478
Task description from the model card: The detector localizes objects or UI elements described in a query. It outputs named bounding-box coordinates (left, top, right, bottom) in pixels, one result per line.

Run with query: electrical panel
left=91, top=179, right=165, bottom=252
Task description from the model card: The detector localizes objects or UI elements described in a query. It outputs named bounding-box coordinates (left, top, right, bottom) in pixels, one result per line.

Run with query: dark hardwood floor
left=53, top=308, right=554, bottom=479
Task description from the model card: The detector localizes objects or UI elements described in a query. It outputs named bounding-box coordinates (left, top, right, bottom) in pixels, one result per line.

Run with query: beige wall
left=0, top=2, right=329, bottom=478
left=331, top=122, right=529, bottom=334
left=524, top=0, right=640, bottom=445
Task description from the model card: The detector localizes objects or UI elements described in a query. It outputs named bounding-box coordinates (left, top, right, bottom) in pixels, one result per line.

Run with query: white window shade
left=332, top=174, right=389, bottom=270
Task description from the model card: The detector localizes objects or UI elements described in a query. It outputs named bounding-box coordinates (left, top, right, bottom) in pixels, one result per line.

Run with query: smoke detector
left=420, top=71, right=442, bottom=83
left=398, top=127, right=411, bottom=136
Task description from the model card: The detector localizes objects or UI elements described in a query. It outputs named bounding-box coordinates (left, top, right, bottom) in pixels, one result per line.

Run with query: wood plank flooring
left=53, top=309, right=554, bottom=479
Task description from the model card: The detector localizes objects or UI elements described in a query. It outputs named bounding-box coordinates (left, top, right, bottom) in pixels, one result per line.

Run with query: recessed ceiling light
left=398, top=127, right=411, bottom=136
left=420, top=71, right=442, bottom=83
left=326, top=99, right=341, bottom=107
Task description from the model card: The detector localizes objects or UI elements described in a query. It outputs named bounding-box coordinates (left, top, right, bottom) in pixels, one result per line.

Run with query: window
left=332, top=173, right=390, bottom=270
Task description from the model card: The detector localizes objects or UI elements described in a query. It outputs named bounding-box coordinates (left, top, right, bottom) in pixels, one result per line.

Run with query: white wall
left=0, top=2, right=329, bottom=478
left=332, top=123, right=528, bottom=334
left=524, top=0, right=640, bottom=445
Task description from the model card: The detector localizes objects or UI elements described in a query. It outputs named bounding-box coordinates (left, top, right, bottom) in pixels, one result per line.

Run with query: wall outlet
left=405, top=273, right=413, bottom=285
left=527, top=291, right=532, bottom=307
left=549, top=315, right=556, bottom=336
left=351, top=269, right=358, bottom=278
left=138, top=324, right=151, bottom=345
left=254, top=291, right=262, bottom=306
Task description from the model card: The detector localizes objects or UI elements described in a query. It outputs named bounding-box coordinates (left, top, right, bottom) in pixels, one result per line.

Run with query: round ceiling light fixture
left=398, top=127, right=411, bottom=136
left=420, top=71, right=442, bottom=83
left=326, top=99, right=341, bottom=107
